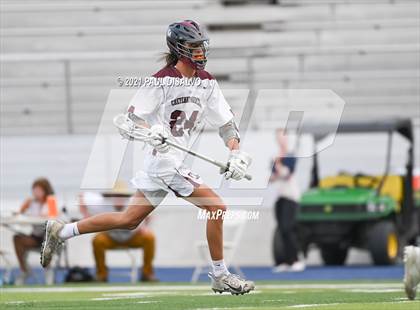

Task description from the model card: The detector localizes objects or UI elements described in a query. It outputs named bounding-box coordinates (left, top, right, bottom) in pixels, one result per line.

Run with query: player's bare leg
left=185, top=184, right=225, bottom=260
left=184, top=184, right=255, bottom=295
left=40, top=191, right=154, bottom=268
left=77, top=193, right=154, bottom=233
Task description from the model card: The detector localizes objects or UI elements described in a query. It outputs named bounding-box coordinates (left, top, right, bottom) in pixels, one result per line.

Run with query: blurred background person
left=79, top=180, right=158, bottom=282
left=13, top=177, right=57, bottom=284
left=270, top=130, right=305, bottom=272
left=404, top=245, right=420, bottom=300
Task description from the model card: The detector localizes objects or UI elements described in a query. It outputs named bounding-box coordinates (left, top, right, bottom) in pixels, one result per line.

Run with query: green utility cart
left=273, top=119, right=419, bottom=265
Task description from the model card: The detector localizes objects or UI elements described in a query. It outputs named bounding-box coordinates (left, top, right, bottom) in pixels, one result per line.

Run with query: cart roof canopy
left=301, top=118, right=413, bottom=142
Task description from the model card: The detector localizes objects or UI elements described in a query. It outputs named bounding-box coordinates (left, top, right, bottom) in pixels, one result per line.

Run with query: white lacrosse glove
left=118, top=128, right=134, bottom=141
left=224, top=150, right=252, bottom=180
left=148, top=125, right=170, bottom=153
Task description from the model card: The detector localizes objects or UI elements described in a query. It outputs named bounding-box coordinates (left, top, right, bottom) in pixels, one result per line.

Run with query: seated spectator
left=79, top=180, right=158, bottom=282
left=13, top=177, right=58, bottom=284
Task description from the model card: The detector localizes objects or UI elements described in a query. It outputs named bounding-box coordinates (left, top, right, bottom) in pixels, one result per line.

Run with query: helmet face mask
left=166, top=20, right=210, bottom=70
left=176, top=40, right=209, bottom=69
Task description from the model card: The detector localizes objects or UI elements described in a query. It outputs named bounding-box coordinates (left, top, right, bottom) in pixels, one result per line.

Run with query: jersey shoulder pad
left=152, top=66, right=182, bottom=78
left=196, top=70, right=214, bottom=80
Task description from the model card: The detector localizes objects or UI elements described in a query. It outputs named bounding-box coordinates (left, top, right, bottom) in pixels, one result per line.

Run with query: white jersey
left=128, top=66, right=234, bottom=176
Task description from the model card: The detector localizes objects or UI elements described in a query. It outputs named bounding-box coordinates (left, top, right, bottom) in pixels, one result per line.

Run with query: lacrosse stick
left=113, top=114, right=252, bottom=181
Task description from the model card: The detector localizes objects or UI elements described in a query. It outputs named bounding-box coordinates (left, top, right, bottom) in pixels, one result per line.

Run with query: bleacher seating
left=0, top=0, right=419, bottom=135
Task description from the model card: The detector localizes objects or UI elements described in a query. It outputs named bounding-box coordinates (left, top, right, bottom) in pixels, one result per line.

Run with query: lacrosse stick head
left=113, top=114, right=135, bottom=132
left=113, top=114, right=152, bottom=142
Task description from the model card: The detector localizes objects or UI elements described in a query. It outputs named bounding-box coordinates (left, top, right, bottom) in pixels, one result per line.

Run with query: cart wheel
left=367, top=221, right=399, bottom=265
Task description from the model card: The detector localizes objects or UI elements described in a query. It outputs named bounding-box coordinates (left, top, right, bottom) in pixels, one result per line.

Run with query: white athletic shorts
left=131, top=167, right=203, bottom=207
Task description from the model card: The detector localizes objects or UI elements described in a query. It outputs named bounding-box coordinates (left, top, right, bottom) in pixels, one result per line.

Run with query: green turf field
left=0, top=281, right=419, bottom=309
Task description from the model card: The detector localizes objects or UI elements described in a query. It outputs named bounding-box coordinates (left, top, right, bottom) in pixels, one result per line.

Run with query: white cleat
left=273, top=261, right=305, bottom=273
left=404, top=246, right=420, bottom=300
left=209, top=272, right=255, bottom=295
left=40, top=220, right=64, bottom=268
left=272, top=263, right=291, bottom=273
left=289, top=261, right=306, bottom=272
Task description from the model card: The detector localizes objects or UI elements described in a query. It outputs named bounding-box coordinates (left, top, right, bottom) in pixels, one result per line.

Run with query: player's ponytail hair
left=163, top=52, right=178, bottom=67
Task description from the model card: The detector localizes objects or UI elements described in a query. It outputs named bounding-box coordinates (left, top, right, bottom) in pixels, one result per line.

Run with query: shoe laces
left=225, top=273, right=246, bottom=287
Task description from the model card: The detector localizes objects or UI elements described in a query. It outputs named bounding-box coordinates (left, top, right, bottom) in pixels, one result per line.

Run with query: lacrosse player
left=40, top=20, right=254, bottom=295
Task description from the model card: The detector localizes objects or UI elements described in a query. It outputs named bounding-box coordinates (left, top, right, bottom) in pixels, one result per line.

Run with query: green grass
left=0, top=281, right=419, bottom=309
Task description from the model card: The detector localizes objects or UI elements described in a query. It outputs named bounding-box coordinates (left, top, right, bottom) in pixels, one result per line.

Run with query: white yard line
left=259, top=283, right=402, bottom=290
left=101, top=291, right=189, bottom=298
left=1, top=285, right=208, bottom=293
left=343, top=288, right=402, bottom=293
left=1, top=282, right=402, bottom=293
left=288, top=304, right=340, bottom=308
left=91, top=294, right=167, bottom=301
left=103, top=292, right=148, bottom=297
left=4, top=301, right=26, bottom=305
left=194, top=308, right=257, bottom=310
left=287, top=300, right=414, bottom=309
left=92, top=297, right=133, bottom=301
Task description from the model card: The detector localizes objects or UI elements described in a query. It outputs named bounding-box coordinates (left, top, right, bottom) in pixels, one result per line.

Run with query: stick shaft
left=114, top=114, right=252, bottom=180
left=165, top=140, right=223, bottom=167
left=166, top=140, right=252, bottom=181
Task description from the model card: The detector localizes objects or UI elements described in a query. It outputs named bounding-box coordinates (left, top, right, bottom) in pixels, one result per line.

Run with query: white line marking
left=1, top=285, right=207, bottom=293
left=193, top=308, right=256, bottom=310
left=1, top=283, right=403, bottom=293
left=393, top=297, right=409, bottom=301
left=260, top=283, right=402, bottom=290
left=343, top=289, right=402, bottom=293
left=288, top=303, right=340, bottom=308
left=103, top=293, right=147, bottom=297
left=92, top=297, right=129, bottom=301
left=5, top=301, right=26, bottom=305
left=102, top=292, right=184, bottom=297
